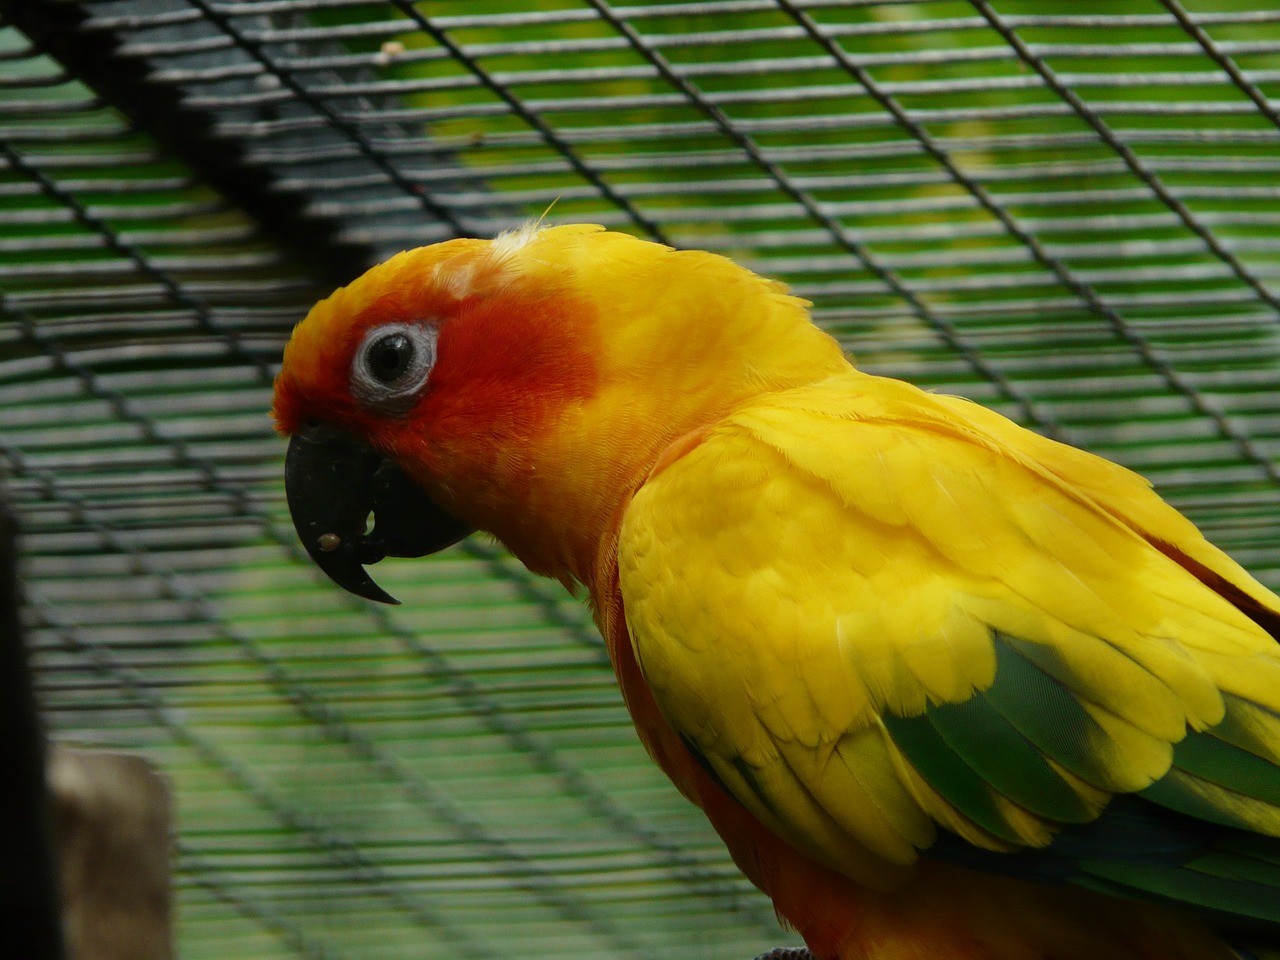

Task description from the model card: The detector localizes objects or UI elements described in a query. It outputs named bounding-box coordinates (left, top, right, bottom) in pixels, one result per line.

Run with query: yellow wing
left=617, top=369, right=1280, bottom=897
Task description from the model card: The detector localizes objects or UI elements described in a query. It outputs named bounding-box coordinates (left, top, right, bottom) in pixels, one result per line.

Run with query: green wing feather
left=883, top=635, right=1104, bottom=831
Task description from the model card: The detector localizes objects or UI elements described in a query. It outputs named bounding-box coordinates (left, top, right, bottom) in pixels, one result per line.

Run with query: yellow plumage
left=275, top=224, right=1280, bottom=958
left=620, top=367, right=1280, bottom=874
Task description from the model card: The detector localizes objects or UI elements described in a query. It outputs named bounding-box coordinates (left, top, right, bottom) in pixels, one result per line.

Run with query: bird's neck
left=462, top=396, right=703, bottom=593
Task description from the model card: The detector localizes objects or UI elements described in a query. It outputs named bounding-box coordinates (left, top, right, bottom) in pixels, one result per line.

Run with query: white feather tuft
left=489, top=220, right=545, bottom=264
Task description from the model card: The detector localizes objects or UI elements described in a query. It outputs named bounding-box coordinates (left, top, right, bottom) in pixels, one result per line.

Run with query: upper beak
left=284, top=425, right=475, bottom=604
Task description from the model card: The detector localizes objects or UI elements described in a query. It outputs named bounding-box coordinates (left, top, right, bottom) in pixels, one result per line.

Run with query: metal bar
left=1159, top=0, right=1280, bottom=134
left=1, top=0, right=380, bottom=281
left=178, top=0, right=467, bottom=236
left=29, top=598, right=490, bottom=960
left=970, top=0, right=1280, bottom=323
left=381, top=0, right=667, bottom=243
left=0, top=504, right=66, bottom=960
left=586, top=0, right=1064, bottom=438
left=4, top=286, right=768, bottom=937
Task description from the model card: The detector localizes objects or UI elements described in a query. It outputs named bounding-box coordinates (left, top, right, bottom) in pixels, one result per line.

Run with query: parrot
left=272, top=223, right=1280, bottom=960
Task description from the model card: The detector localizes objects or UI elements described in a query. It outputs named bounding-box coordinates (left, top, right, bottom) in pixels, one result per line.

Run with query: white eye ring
left=351, top=322, right=437, bottom=412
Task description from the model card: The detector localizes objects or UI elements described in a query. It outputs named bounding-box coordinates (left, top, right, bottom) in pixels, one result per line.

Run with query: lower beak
left=284, top=426, right=475, bottom=604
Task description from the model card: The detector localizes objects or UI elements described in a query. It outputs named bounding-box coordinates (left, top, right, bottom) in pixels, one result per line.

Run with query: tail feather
left=928, top=793, right=1280, bottom=939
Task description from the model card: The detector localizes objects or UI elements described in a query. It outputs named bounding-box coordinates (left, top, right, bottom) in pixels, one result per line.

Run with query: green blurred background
left=3, top=2, right=1280, bottom=958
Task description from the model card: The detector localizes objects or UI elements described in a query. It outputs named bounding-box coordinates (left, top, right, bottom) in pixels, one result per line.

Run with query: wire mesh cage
left=4, top=2, right=1280, bottom=958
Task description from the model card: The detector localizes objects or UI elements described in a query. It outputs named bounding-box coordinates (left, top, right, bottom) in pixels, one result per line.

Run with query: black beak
left=284, top=426, right=475, bottom=604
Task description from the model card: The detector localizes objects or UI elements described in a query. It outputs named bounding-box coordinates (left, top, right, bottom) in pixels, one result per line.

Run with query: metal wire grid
left=4, top=2, right=1280, bottom=959
left=1, top=8, right=786, bottom=960
left=70, top=2, right=1280, bottom=463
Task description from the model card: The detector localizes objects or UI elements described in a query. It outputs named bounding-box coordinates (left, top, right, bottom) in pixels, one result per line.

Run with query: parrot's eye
left=351, top=323, right=437, bottom=412
left=368, top=334, right=412, bottom=382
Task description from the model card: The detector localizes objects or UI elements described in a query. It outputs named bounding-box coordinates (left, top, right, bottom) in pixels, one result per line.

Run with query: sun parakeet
left=272, top=224, right=1280, bottom=960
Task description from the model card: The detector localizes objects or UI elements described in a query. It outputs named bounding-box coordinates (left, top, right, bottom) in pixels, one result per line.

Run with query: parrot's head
left=272, top=223, right=847, bottom=602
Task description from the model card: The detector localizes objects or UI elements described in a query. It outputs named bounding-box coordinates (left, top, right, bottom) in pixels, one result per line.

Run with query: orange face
left=272, top=235, right=599, bottom=466
left=272, top=229, right=610, bottom=601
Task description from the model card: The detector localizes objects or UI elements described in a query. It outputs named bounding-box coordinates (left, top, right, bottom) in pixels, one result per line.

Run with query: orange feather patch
left=419, top=283, right=601, bottom=457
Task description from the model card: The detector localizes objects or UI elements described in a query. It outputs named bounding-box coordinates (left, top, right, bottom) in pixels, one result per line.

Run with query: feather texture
left=275, top=225, right=1280, bottom=958
left=619, top=369, right=1280, bottom=944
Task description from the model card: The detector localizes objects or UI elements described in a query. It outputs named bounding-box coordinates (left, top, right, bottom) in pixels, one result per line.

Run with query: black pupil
left=368, top=333, right=412, bottom=383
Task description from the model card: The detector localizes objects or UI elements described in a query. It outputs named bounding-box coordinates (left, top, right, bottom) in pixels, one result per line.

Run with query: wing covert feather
left=617, top=371, right=1280, bottom=892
